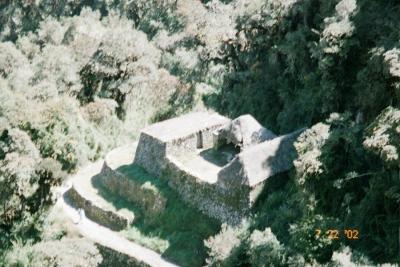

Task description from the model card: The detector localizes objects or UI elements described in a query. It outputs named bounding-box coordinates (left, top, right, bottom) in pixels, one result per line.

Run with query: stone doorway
left=196, top=131, right=203, bottom=149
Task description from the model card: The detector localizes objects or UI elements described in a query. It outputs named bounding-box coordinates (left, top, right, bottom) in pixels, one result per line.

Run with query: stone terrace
left=133, top=112, right=304, bottom=223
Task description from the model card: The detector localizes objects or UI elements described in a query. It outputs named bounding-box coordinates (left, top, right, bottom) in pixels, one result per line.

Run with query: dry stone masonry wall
left=134, top=133, right=167, bottom=177
left=65, top=186, right=131, bottom=231
left=165, top=157, right=247, bottom=224
left=98, top=163, right=167, bottom=219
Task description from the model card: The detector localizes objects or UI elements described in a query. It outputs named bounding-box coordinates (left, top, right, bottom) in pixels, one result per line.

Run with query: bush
left=247, top=228, right=286, bottom=267
left=292, top=112, right=400, bottom=263
left=1, top=0, right=400, bottom=265
left=2, top=238, right=102, bottom=267
left=204, top=221, right=249, bottom=266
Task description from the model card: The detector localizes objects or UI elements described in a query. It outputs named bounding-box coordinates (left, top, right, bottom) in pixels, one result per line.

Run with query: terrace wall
left=134, top=133, right=166, bottom=177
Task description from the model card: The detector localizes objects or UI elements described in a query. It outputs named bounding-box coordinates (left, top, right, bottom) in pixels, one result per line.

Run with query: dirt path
left=56, top=149, right=179, bottom=267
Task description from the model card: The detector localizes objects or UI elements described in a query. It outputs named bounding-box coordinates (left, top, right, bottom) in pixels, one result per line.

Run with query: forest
left=0, top=0, right=399, bottom=266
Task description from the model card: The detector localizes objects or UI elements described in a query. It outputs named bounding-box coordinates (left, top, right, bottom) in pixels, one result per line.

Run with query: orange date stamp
left=315, top=229, right=359, bottom=240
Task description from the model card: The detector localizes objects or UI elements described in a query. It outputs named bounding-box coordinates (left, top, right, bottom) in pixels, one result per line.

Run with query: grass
left=93, top=164, right=221, bottom=267
left=121, top=227, right=170, bottom=254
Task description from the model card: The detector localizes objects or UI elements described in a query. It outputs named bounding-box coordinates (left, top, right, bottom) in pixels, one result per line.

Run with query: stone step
left=65, top=185, right=133, bottom=231
left=59, top=187, right=178, bottom=267
left=98, top=164, right=167, bottom=219
left=97, top=142, right=167, bottom=220
left=65, top=152, right=135, bottom=231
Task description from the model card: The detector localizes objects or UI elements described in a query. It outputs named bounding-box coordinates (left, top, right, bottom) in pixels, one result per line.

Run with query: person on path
left=79, top=208, right=86, bottom=221
left=73, top=208, right=85, bottom=224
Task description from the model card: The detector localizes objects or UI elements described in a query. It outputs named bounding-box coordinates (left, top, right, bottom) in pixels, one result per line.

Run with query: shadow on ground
left=91, top=164, right=220, bottom=267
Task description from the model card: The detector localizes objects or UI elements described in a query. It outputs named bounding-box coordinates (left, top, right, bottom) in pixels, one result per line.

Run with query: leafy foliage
left=291, top=112, right=400, bottom=263
left=1, top=0, right=400, bottom=265
left=1, top=238, right=102, bottom=267
left=0, top=2, right=187, bottom=259
left=204, top=221, right=249, bottom=266
left=200, top=0, right=400, bottom=264
left=247, top=228, right=287, bottom=267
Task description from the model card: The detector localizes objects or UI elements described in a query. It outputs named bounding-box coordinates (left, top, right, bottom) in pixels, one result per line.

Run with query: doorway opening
left=196, top=131, right=203, bottom=149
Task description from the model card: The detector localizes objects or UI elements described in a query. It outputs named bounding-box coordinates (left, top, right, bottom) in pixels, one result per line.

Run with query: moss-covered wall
left=65, top=187, right=130, bottom=231
left=98, top=163, right=167, bottom=218
left=165, top=158, right=249, bottom=225
left=134, top=133, right=167, bottom=177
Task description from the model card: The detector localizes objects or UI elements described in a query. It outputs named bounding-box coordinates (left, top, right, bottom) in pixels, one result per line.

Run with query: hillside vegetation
left=0, top=0, right=399, bottom=266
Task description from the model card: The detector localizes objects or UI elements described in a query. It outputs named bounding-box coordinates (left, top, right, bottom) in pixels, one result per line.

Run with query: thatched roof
left=216, top=114, right=276, bottom=150
left=218, top=129, right=304, bottom=188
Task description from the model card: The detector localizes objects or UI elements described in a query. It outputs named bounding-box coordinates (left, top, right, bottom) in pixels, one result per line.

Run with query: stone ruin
left=134, top=112, right=304, bottom=224
left=213, top=114, right=277, bottom=150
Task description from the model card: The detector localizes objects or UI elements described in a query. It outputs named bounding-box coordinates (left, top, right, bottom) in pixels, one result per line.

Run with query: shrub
left=204, top=221, right=249, bottom=266
left=247, top=228, right=286, bottom=267
left=2, top=238, right=102, bottom=267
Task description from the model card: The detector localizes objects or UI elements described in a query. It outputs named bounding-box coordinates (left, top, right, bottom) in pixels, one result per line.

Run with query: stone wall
left=135, top=115, right=229, bottom=178
left=216, top=156, right=253, bottom=210
left=167, top=124, right=225, bottom=157
left=167, top=133, right=198, bottom=156
left=134, top=133, right=166, bottom=177
left=98, top=163, right=167, bottom=219
left=65, top=187, right=130, bottom=231
left=165, top=157, right=247, bottom=225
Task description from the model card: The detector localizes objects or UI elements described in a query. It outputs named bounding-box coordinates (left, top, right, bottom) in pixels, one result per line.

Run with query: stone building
left=134, top=112, right=303, bottom=224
